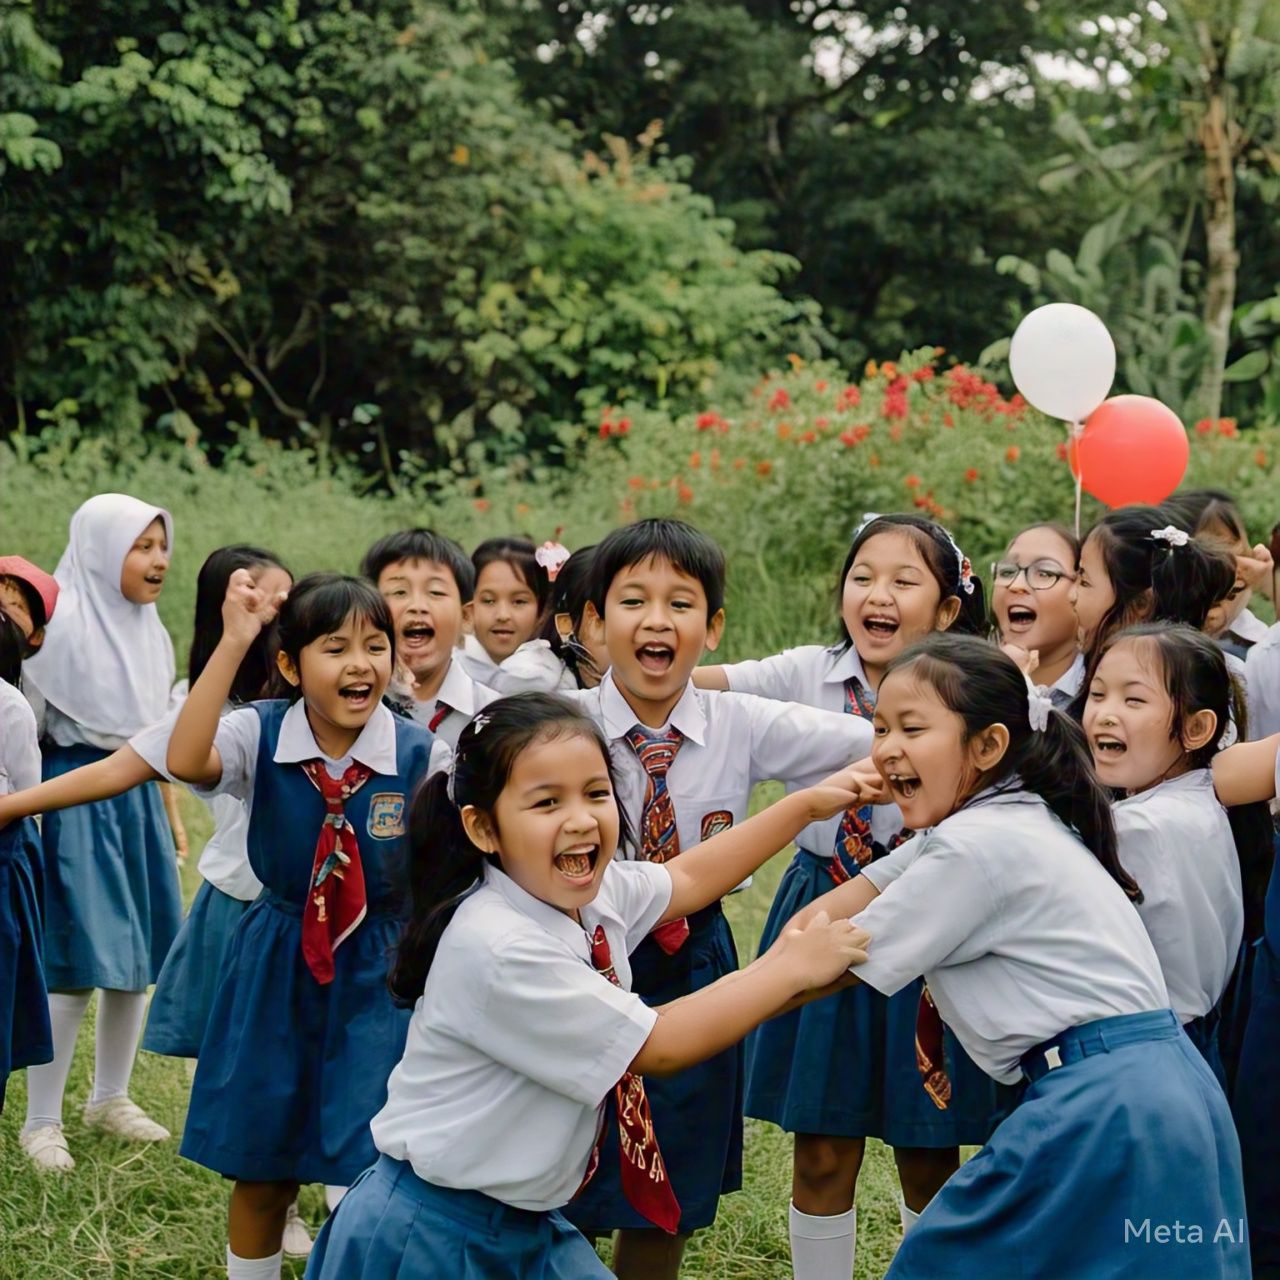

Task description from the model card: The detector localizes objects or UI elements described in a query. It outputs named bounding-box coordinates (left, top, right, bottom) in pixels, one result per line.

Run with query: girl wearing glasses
left=990, top=524, right=1083, bottom=710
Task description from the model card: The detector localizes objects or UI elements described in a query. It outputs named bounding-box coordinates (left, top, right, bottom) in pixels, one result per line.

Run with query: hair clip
left=1150, top=526, right=1190, bottom=548
left=852, top=512, right=883, bottom=541
left=471, top=711, right=491, bottom=736
left=445, top=754, right=458, bottom=804
left=1026, top=680, right=1053, bottom=733
left=535, top=540, right=572, bottom=582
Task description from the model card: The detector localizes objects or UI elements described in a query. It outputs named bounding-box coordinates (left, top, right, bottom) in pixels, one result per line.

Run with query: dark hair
left=472, top=536, right=552, bottom=616
left=361, top=528, right=475, bottom=602
left=388, top=693, right=629, bottom=1003
left=837, top=513, right=987, bottom=645
left=0, top=574, right=47, bottom=634
left=189, top=545, right=292, bottom=704
left=1098, top=622, right=1274, bottom=938
left=1003, top=521, right=1081, bottom=566
left=886, top=633, right=1137, bottom=899
left=589, top=518, right=726, bottom=618
left=270, top=572, right=394, bottom=701
left=1079, top=505, right=1235, bottom=680
left=537, top=545, right=599, bottom=687
left=1164, top=488, right=1248, bottom=545
left=0, top=609, right=23, bottom=687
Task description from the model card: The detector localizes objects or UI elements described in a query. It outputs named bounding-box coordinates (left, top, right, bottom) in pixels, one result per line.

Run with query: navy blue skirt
left=564, top=904, right=742, bottom=1233
left=0, top=817, right=52, bottom=1108
left=40, top=745, right=182, bottom=992
left=306, top=1154, right=610, bottom=1280
left=142, top=880, right=251, bottom=1059
left=1184, top=1010, right=1226, bottom=1089
left=889, top=1011, right=1248, bottom=1279
left=745, top=850, right=999, bottom=1145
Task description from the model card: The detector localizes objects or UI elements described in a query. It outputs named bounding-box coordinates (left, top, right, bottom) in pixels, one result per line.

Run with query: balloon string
left=1069, top=420, right=1085, bottom=538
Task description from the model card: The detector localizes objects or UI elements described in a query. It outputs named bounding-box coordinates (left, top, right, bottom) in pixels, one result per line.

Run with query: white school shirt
left=456, top=632, right=501, bottom=686
left=371, top=859, right=671, bottom=1211
left=720, top=644, right=902, bottom=853
left=129, top=686, right=262, bottom=902
left=1045, top=652, right=1086, bottom=710
left=486, top=639, right=578, bottom=696
left=0, top=679, right=40, bottom=796
left=853, top=788, right=1169, bottom=1084
left=571, top=671, right=874, bottom=859
left=392, top=657, right=499, bottom=752
left=1228, top=608, right=1269, bottom=650
left=1114, top=771, right=1243, bottom=1023
left=1244, top=622, right=1280, bottom=738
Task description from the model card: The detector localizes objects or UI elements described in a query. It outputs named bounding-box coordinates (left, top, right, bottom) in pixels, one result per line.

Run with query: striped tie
left=831, top=677, right=878, bottom=884
left=626, top=725, right=689, bottom=955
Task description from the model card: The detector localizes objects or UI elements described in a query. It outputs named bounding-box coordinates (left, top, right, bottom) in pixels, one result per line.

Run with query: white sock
left=790, top=1203, right=856, bottom=1280
left=324, top=1184, right=347, bottom=1211
left=91, top=989, right=148, bottom=1104
left=899, top=1198, right=922, bottom=1235
left=226, top=1246, right=283, bottom=1280
left=23, top=990, right=92, bottom=1132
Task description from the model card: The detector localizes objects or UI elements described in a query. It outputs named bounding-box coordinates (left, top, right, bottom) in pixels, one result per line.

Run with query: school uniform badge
left=701, top=810, right=733, bottom=841
left=366, top=792, right=406, bottom=840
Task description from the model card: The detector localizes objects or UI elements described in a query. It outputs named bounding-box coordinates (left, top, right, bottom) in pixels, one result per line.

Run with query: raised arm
left=1213, top=732, right=1280, bottom=807
left=0, top=746, right=158, bottom=827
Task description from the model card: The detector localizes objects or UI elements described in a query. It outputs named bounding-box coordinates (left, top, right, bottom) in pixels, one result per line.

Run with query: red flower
left=628, top=475, right=646, bottom=490
left=881, top=361, right=899, bottom=380
left=840, top=427, right=859, bottom=447
left=1195, top=418, right=1214, bottom=436
left=815, top=416, right=830, bottom=430
left=913, top=495, right=929, bottom=509
left=769, top=387, right=791, bottom=411
left=617, top=418, right=631, bottom=435
left=942, top=412, right=955, bottom=428
left=838, top=386, right=862, bottom=410
left=1255, top=448, right=1268, bottom=468
left=696, top=412, right=719, bottom=431
left=677, top=481, right=694, bottom=505
left=905, top=474, right=921, bottom=490
left=964, top=468, right=979, bottom=483
left=756, top=460, right=773, bottom=477
left=1057, top=441, right=1069, bottom=461
left=815, top=380, right=828, bottom=393
left=1005, top=445, right=1021, bottom=463
left=473, top=498, right=490, bottom=513
left=732, top=457, right=746, bottom=470
left=777, top=424, right=792, bottom=441
left=598, top=423, right=612, bottom=439
left=799, top=429, right=817, bottom=444
left=1218, top=418, right=1239, bottom=438
left=910, top=366, right=935, bottom=383
left=689, top=451, right=702, bottom=469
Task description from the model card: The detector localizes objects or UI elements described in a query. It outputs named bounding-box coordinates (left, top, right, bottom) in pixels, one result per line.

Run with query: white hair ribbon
left=1150, top=526, right=1190, bottom=548
left=1026, top=680, right=1054, bottom=733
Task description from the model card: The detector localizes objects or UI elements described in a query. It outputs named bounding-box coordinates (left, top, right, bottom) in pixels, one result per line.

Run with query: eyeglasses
left=990, top=560, right=1074, bottom=591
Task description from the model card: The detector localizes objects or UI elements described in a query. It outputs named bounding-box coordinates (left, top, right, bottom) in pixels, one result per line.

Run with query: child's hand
left=804, top=759, right=887, bottom=821
left=771, top=910, right=871, bottom=989
left=221, top=568, right=286, bottom=647
left=1000, top=642, right=1039, bottom=677
left=1238, top=544, right=1275, bottom=600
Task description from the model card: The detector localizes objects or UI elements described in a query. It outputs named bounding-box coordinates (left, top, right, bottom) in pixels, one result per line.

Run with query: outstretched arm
left=1213, top=733, right=1280, bottom=807
left=0, top=746, right=158, bottom=827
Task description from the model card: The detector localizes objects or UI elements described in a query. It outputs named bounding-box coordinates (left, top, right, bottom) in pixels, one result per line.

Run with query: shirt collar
left=482, top=861, right=590, bottom=960
left=1230, top=610, right=1269, bottom=644
left=436, top=656, right=491, bottom=716
left=273, top=698, right=400, bottom=775
left=1115, top=768, right=1213, bottom=810
left=1049, top=653, right=1086, bottom=697
left=823, top=643, right=871, bottom=688
left=598, top=669, right=707, bottom=746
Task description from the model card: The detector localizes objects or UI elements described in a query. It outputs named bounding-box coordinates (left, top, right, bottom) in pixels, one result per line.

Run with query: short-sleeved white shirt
left=720, top=644, right=901, bottom=852
left=488, top=639, right=578, bottom=696
left=854, top=788, right=1169, bottom=1084
left=1245, top=623, right=1280, bottom=739
left=371, top=859, right=672, bottom=1211
left=1046, top=653, right=1086, bottom=709
left=0, top=679, right=40, bottom=796
left=570, top=671, right=873, bottom=858
left=1114, top=770, right=1243, bottom=1023
left=392, top=657, right=499, bottom=752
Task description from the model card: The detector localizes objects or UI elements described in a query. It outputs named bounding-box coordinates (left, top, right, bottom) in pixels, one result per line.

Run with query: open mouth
left=553, top=844, right=599, bottom=883
left=143, top=574, right=165, bottom=587
left=861, top=615, right=899, bottom=640
left=401, top=622, right=435, bottom=651
left=339, top=682, right=374, bottom=707
left=1092, top=735, right=1126, bottom=758
left=636, top=643, right=675, bottom=674
left=887, top=772, right=920, bottom=800
left=1005, top=605, right=1037, bottom=632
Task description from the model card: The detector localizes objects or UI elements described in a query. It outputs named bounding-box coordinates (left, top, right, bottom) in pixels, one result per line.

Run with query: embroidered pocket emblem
left=700, top=810, right=733, bottom=841
left=366, top=792, right=406, bottom=840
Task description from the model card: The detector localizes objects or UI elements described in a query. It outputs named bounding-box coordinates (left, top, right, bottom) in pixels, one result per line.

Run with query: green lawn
left=1, top=788, right=910, bottom=1278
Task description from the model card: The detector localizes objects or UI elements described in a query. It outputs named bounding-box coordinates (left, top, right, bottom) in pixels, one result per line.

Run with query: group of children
left=1, top=486, right=1279, bottom=1280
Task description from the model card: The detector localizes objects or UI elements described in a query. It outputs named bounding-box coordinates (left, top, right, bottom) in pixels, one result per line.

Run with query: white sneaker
left=20, top=1124, right=75, bottom=1173
left=82, top=1096, right=171, bottom=1142
left=282, top=1201, right=314, bottom=1258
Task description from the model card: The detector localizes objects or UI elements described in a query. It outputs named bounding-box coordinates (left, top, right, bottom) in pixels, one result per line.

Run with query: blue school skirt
left=142, top=880, right=251, bottom=1059
left=888, top=1010, right=1248, bottom=1279
left=744, top=849, right=999, bottom=1145
left=306, top=1154, right=610, bottom=1280
left=0, top=817, right=52, bottom=1108
left=564, top=903, right=741, bottom=1233
left=180, top=892, right=411, bottom=1185
left=40, top=745, right=182, bottom=992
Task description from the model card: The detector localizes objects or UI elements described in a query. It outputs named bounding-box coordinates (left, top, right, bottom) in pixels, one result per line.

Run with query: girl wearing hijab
left=19, top=493, right=182, bottom=1173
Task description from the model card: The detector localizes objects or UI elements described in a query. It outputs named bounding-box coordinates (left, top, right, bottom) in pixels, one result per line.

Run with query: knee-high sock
left=790, top=1203, right=856, bottom=1280
left=226, top=1247, right=283, bottom=1279
left=91, top=989, right=148, bottom=1104
left=23, top=990, right=92, bottom=1131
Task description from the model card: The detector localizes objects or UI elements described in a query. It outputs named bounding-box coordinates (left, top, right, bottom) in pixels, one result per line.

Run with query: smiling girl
left=305, top=692, right=873, bottom=1279
left=459, top=537, right=553, bottom=684
left=796, top=633, right=1248, bottom=1279
left=696, top=513, right=995, bottom=1276
left=166, top=572, right=434, bottom=1280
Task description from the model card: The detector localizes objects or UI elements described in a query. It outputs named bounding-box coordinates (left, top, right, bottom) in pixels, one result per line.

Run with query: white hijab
left=25, top=493, right=176, bottom=737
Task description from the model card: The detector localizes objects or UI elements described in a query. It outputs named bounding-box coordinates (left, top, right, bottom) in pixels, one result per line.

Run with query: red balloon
left=1067, top=395, right=1189, bottom=508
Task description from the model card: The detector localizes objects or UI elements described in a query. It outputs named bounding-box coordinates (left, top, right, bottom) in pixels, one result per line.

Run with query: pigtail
left=1148, top=536, right=1234, bottom=632
left=387, top=771, right=490, bottom=1006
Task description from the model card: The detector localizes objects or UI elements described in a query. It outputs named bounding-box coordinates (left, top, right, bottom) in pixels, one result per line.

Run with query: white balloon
left=1009, top=303, right=1116, bottom=423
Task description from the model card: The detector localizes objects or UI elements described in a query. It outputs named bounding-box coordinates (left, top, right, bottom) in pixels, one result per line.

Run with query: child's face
left=842, top=531, right=957, bottom=673
left=466, top=560, right=540, bottom=662
left=992, top=528, right=1078, bottom=658
left=375, top=558, right=463, bottom=689
left=599, top=555, right=724, bottom=723
left=1069, top=532, right=1115, bottom=652
left=476, top=731, right=620, bottom=917
left=1084, top=639, right=1196, bottom=792
left=1202, top=523, right=1251, bottom=637
left=0, top=577, right=38, bottom=644
left=872, top=670, right=994, bottom=829
left=119, top=517, right=170, bottom=605
left=277, top=609, right=393, bottom=752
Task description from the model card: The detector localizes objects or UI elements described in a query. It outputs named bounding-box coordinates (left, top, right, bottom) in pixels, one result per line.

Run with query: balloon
left=1068, top=395, right=1189, bottom=508
left=1009, top=304, right=1116, bottom=422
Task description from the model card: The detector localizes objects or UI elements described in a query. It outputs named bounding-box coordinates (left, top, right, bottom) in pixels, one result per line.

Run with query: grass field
left=0, top=787, right=912, bottom=1279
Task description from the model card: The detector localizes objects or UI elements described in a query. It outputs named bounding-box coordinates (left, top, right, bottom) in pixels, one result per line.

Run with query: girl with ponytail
left=790, top=633, right=1247, bottom=1280
left=311, top=691, right=876, bottom=1280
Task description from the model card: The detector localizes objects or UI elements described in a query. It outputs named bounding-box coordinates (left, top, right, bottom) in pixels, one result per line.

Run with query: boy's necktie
left=427, top=701, right=449, bottom=733
left=626, top=725, right=689, bottom=954
left=299, top=759, right=373, bottom=984
left=915, top=984, right=951, bottom=1109
left=831, top=677, right=878, bottom=884
left=577, top=923, right=682, bottom=1234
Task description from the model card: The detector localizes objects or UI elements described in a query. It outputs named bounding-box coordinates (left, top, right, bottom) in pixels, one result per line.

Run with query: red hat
left=0, top=555, right=59, bottom=628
